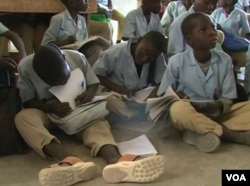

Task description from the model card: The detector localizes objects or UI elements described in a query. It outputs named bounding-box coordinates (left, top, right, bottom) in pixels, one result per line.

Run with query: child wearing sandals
left=158, top=12, right=250, bottom=153
left=41, top=0, right=110, bottom=66
left=15, top=44, right=165, bottom=186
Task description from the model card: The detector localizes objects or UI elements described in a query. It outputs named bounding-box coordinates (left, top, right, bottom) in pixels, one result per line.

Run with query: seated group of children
left=2, top=0, right=250, bottom=186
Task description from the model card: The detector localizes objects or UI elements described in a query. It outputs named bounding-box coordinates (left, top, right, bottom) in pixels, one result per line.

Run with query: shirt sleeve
left=0, top=22, right=9, bottom=35
left=240, top=11, right=250, bottom=34
left=17, top=63, right=37, bottom=103
left=41, top=15, right=62, bottom=45
left=123, top=11, right=136, bottom=38
left=154, top=53, right=167, bottom=84
left=167, top=13, right=187, bottom=56
left=219, top=54, right=237, bottom=100
left=92, top=51, right=116, bottom=77
left=160, top=3, right=173, bottom=27
left=80, top=54, right=100, bottom=86
left=157, top=56, right=179, bottom=96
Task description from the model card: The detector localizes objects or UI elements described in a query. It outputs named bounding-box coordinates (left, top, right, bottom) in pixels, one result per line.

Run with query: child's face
left=194, top=0, right=218, bottom=15
left=145, top=0, right=162, bottom=14
left=186, top=16, right=218, bottom=50
left=134, top=39, right=159, bottom=65
left=72, top=0, right=89, bottom=12
left=217, top=0, right=231, bottom=7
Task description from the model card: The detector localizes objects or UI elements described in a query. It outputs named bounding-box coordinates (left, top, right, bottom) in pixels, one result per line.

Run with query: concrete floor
left=1, top=119, right=250, bottom=186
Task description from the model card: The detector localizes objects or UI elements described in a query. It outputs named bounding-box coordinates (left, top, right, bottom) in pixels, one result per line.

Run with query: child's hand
left=114, top=85, right=130, bottom=96
left=176, top=91, right=189, bottom=99
left=75, top=90, right=94, bottom=105
left=192, top=100, right=223, bottom=120
left=47, top=99, right=72, bottom=118
left=66, top=35, right=77, bottom=44
left=0, top=57, right=17, bottom=71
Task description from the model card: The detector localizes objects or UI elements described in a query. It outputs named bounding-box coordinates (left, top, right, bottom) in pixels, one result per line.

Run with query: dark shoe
left=183, top=130, right=221, bottom=152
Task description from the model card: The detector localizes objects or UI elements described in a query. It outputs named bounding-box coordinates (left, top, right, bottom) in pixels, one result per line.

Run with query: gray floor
left=1, top=119, right=250, bottom=186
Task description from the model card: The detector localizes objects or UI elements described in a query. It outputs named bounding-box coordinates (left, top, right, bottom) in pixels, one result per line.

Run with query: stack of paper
left=117, top=135, right=157, bottom=156
left=145, top=87, right=180, bottom=123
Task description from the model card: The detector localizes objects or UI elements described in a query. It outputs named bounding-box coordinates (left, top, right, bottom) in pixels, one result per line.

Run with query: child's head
left=218, top=0, right=238, bottom=7
left=193, top=0, right=218, bottom=15
left=33, top=44, right=70, bottom=86
left=181, top=12, right=218, bottom=50
left=61, top=0, right=89, bottom=12
left=142, top=0, right=162, bottom=14
left=134, top=31, right=168, bottom=65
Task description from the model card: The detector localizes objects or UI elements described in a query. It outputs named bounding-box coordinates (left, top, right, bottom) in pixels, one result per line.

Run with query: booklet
left=117, top=135, right=157, bottom=157
left=60, top=36, right=110, bottom=50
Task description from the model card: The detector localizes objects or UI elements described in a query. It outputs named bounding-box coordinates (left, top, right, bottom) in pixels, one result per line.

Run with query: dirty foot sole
left=183, top=131, right=221, bottom=153
left=102, top=155, right=166, bottom=183
left=39, top=162, right=97, bottom=186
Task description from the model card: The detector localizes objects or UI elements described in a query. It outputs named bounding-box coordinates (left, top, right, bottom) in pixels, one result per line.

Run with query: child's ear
left=69, top=0, right=76, bottom=7
left=185, top=35, right=193, bottom=47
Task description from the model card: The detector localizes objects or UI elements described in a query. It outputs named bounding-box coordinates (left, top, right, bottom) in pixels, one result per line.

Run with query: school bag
left=0, top=70, right=27, bottom=155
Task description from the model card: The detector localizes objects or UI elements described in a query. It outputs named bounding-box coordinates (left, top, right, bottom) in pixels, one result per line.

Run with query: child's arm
left=2, top=30, right=26, bottom=62
left=97, top=75, right=130, bottom=95
left=0, top=57, right=17, bottom=71
left=75, top=83, right=99, bottom=105
left=23, top=98, right=72, bottom=118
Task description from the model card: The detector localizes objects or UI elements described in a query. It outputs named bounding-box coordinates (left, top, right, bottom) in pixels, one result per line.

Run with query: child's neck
left=223, top=5, right=234, bottom=14
left=141, top=5, right=151, bottom=16
left=130, top=43, right=137, bottom=62
left=67, top=8, right=79, bottom=22
left=193, top=50, right=211, bottom=64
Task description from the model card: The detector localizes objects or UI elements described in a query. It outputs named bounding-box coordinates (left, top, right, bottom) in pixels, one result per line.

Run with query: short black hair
left=60, top=0, right=70, bottom=7
left=232, top=0, right=238, bottom=5
left=33, top=44, right=66, bottom=84
left=142, top=31, right=168, bottom=54
left=181, top=12, right=210, bottom=37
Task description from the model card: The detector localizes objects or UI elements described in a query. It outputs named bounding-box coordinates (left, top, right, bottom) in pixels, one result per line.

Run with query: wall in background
left=112, top=0, right=137, bottom=16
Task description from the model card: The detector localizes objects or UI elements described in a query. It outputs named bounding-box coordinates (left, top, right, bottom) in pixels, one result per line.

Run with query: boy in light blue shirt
left=159, top=12, right=250, bottom=153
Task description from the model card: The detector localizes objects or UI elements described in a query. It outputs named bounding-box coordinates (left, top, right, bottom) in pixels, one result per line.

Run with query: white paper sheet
left=117, top=135, right=157, bottom=156
left=123, top=86, right=155, bottom=103
left=49, top=68, right=86, bottom=109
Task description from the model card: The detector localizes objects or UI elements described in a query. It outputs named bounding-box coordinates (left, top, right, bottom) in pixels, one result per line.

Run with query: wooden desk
left=0, top=0, right=97, bottom=13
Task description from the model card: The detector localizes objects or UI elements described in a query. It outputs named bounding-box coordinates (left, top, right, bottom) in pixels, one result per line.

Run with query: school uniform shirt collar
left=187, top=49, right=217, bottom=66
left=126, top=38, right=138, bottom=63
left=188, top=5, right=195, bottom=13
left=64, top=9, right=79, bottom=27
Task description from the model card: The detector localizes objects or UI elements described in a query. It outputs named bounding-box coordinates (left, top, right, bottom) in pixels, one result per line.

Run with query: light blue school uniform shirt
left=93, top=38, right=166, bottom=91
left=160, top=1, right=188, bottom=35
left=41, top=9, right=88, bottom=45
left=158, top=49, right=236, bottom=112
left=0, top=22, right=9, bottom=34
left=211, top=7, right=250, bottom=36
left=122, top=7, right=163, bottom=38
left=17, top=50, right=99, bottom=103
left=235, top=0, right=249, bottom=10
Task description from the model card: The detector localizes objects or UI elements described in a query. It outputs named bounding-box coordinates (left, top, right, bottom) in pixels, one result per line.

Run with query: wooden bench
left=0, top=0, right=97, bottom=55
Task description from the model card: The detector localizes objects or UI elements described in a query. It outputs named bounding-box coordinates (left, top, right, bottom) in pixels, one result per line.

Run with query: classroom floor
left=1, top=119, right=250, bottom=186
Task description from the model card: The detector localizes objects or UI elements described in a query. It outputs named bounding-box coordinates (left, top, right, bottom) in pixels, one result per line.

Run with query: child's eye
left=199, top=28, right=206, bottom=32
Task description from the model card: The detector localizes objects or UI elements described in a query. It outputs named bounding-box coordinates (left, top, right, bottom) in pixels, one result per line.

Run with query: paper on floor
left=117, top=135, right=157, bottom=156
